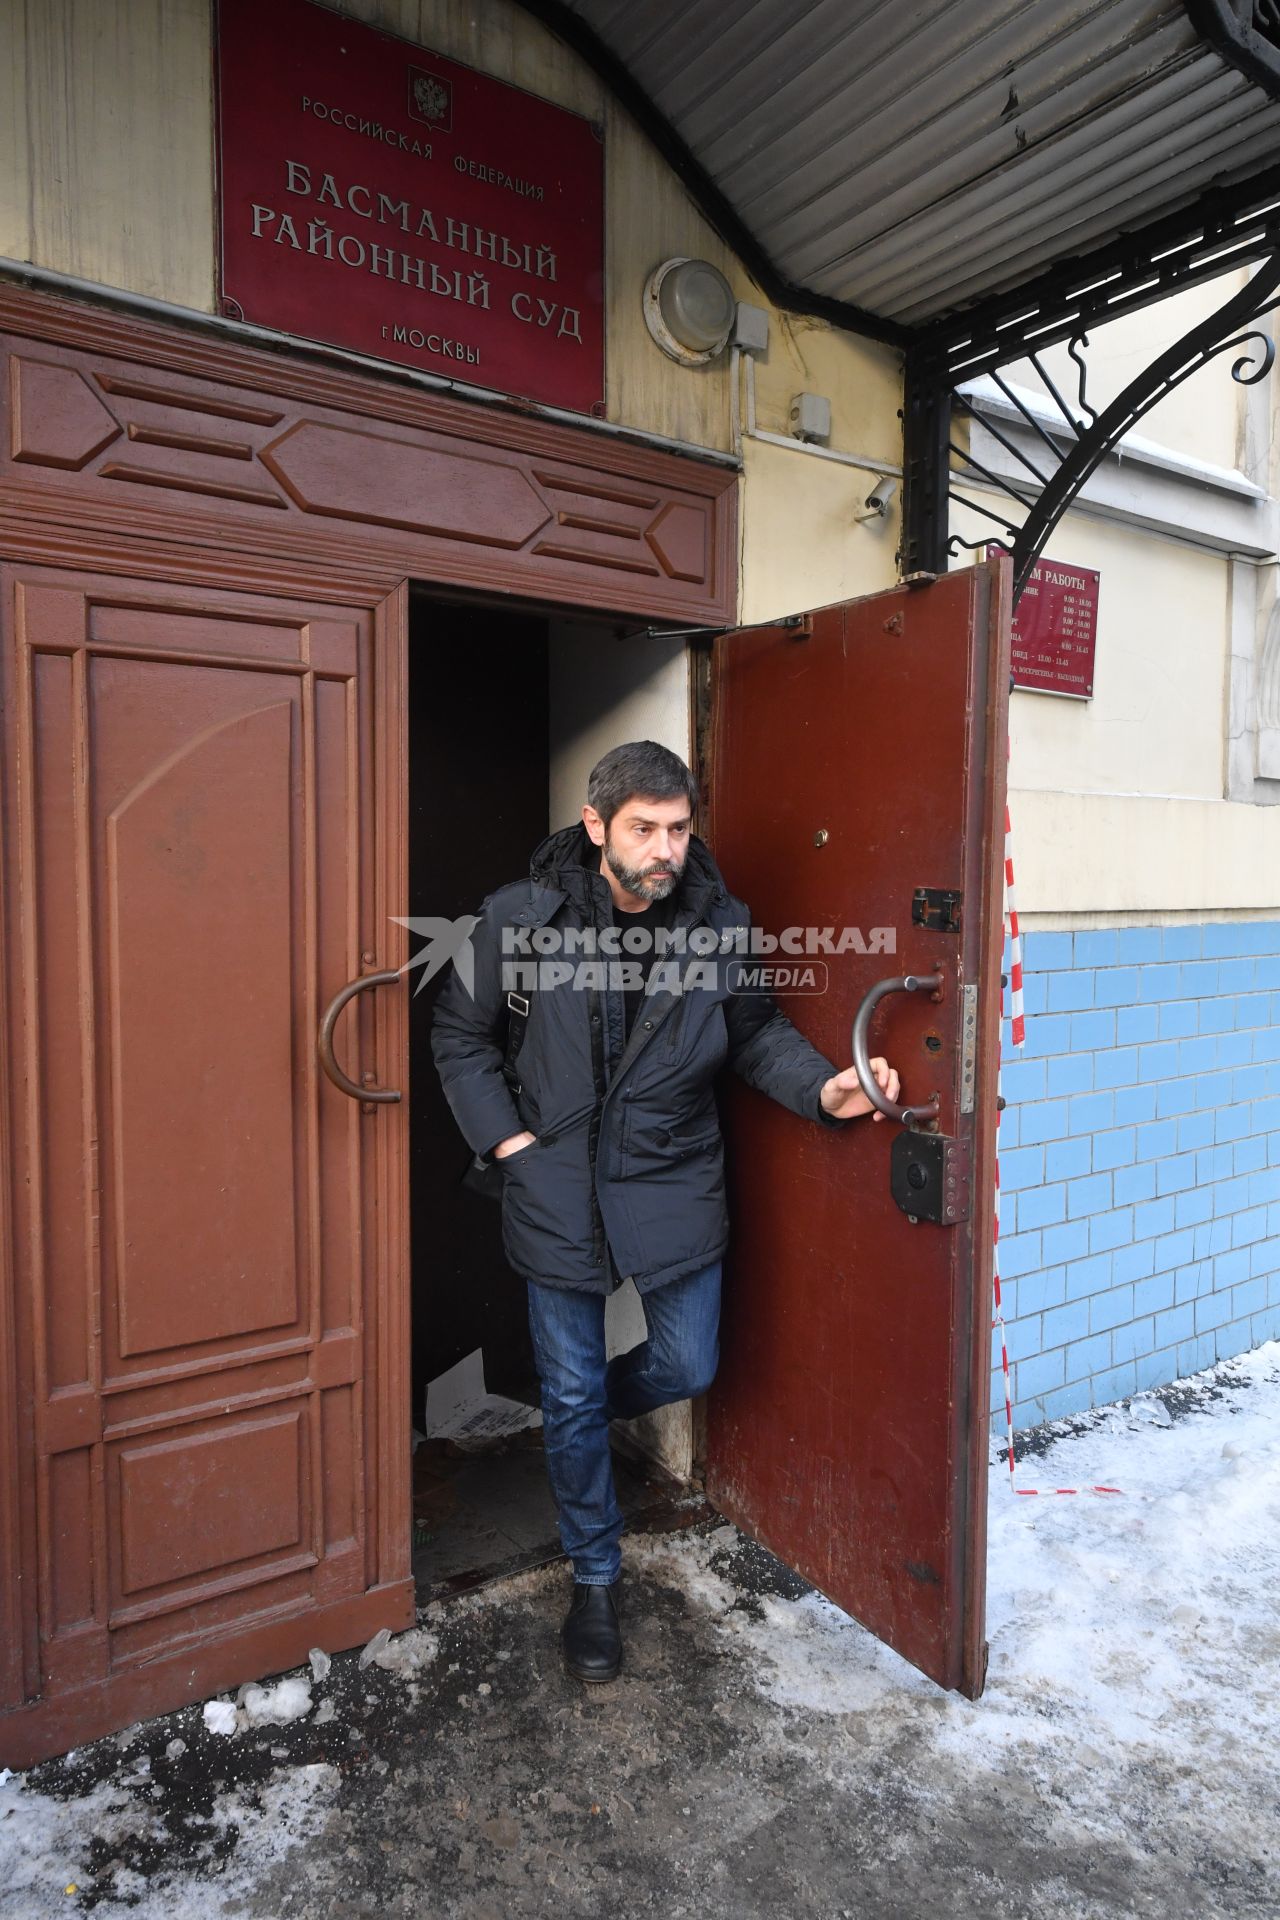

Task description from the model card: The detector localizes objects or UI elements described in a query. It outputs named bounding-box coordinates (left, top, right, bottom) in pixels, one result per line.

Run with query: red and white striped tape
left=995, top=738, right=1122, bottom=1497
left=1003, top=795, right=1025, bottom=1049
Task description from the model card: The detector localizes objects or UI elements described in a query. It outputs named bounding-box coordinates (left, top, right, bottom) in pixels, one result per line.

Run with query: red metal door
left=0, top=565, right=412, bottom=1766
left=705, top=560, right=1009, bottom=1697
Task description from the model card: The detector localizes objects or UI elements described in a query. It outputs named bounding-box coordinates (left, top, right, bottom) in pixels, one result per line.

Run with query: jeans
left=525, top=1261, right=722, bottom=1585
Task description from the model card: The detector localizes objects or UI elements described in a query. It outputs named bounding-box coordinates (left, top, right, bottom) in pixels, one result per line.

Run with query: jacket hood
left=528, top=820, right=730, bottom=918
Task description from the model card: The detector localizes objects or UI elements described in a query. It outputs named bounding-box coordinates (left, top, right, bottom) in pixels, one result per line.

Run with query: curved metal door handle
left=318, top=969, right=403, bottom=1104
left=850, top=972, right=943, bottom=1127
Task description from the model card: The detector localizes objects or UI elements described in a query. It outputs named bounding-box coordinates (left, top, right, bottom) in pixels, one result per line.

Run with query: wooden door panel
left=108, top=693, right=299, bottom=1355
left=115, top=1410, right=306, bottom=1592
left=0, top=566, right=411, bottom=1762
left=705, top=562, right=1009, bottom=1697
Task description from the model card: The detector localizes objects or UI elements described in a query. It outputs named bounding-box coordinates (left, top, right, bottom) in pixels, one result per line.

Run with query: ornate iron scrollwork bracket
left=899, top=158, right=1280, bottom=604
left=947, top=254, right=1280, bottom=603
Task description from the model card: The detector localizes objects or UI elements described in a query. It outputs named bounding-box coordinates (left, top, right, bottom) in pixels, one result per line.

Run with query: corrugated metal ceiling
left=552, top=0, right=1280, bottom=329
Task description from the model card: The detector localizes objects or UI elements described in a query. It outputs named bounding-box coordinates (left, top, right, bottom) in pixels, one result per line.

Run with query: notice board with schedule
left=991, top=550, right=1100, bottom=697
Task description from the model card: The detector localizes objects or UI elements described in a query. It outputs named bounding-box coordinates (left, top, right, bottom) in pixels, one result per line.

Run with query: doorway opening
left=406, top=589, right=710, bottom=1600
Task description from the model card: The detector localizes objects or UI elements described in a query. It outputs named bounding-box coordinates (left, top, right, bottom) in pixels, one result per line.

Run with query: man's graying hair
left=587, top=741, right=698, bottom=832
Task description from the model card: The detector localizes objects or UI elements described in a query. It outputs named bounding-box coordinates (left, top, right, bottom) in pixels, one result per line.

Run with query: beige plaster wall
left=0, top=0, right=217, bottom=310
left=1007, top=787, right=1280, bottom=920
left=738, top=435, right=901, bottom=625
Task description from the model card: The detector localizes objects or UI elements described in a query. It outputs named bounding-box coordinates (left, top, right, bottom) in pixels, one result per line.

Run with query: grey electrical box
left=789, top=392, right=832, bottom=444
left=732, top=302, right=770, bottom=355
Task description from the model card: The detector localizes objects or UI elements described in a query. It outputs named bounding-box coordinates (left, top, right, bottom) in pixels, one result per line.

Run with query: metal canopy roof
left=536, top=0, right=1280, bottom=337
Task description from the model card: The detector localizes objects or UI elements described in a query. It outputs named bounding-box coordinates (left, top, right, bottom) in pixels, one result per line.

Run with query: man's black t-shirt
left=611, top=887, right=679, bottom=1038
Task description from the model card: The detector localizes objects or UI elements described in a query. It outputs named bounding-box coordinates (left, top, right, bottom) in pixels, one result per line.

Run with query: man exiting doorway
left=430, top=742, right=899, bottom=1681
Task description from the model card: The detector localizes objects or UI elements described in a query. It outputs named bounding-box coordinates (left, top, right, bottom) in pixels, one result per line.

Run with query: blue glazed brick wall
left=994, top=921, right=1280, bottom=1426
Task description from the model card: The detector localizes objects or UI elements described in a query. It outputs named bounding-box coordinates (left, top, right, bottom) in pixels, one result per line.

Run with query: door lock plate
left=959, top=983, right=977, bottom=1114
left=912, top=887, right=962, bottom=933
left=890, top=1130, right=971, bottom=1225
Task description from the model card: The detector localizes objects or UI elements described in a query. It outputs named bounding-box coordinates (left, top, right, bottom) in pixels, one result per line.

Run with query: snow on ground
left=665, top=1341, right=1280, bottom=1750
left=0, top=1760, right=340, bottom=1916
left=634, top=1341, right=1280, bottom=1889
left=1, top=1342, right=1278, bottom=1917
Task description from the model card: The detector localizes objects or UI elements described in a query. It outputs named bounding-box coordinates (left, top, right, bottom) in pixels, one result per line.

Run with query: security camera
left=856, top=475, right=899, bottom=521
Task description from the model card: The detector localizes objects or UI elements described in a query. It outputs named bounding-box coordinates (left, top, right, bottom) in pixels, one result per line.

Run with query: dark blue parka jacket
left=430, top=823, right=849, bottom=1294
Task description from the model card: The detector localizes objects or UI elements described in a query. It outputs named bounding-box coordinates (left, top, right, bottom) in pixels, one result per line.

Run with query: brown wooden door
left=705, top=560, right=1009, bottom=1698
left=0, top=564, right=411, bottom=1766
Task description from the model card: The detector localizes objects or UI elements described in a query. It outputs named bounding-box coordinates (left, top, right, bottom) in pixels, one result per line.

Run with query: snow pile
left=201, top=1674, right=314, bottom=1737
left=200, top=1698, right=237, bottom=1738
left=358, top=1624, right=439, bottom=1679
left=194, top=1623, right=434, bottom=1751
left=238, top=1677, right=313, bottom=1726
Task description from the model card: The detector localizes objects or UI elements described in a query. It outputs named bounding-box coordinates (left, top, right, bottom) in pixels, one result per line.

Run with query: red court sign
left=216, top=0, right=606, bottom=413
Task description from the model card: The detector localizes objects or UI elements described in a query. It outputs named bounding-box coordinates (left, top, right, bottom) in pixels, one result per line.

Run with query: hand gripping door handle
left=850, top=972, right=943, bottom=1127
left=318, top=969, right=402, bottom=1104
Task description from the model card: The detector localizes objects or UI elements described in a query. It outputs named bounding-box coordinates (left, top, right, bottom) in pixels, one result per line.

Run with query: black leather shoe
left=562, top=1579, right=622, bottom=1682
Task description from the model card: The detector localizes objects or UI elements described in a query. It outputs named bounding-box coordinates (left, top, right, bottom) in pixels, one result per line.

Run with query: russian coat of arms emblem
left=408, top=67, right=452, bottom=131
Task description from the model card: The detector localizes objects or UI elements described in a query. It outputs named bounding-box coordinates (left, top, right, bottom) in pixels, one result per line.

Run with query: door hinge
left=890, top=1130, right=971, bottom=1226
left=912, top=887, right=962, bottom=933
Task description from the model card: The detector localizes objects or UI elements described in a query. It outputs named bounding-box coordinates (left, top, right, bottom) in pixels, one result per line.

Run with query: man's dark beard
left=604, top=836, right=683, bottom=903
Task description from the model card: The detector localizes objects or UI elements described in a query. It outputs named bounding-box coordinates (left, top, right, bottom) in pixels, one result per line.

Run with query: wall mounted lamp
left=643, top=257, right=737, bottom=365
